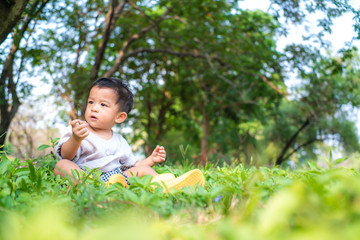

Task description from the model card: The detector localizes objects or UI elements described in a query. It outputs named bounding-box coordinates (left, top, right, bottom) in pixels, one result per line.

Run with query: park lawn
left=1, top=154, right=360, bottom=240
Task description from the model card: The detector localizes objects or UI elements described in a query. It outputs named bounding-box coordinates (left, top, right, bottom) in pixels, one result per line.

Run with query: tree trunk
left=144, top=88, right=153, bottom=156
left=0, top=118, right=11, bottom=151
left=0, top=0, right=29, bottom=44
left=144, top=142, right=152, bottom=157
left=198, top=111, right=209, bottom=167
left=0, top=44, right=20, bottom=152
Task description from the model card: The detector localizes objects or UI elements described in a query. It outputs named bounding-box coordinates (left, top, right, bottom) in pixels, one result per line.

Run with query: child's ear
left=115, top=112, right=127, bottom=124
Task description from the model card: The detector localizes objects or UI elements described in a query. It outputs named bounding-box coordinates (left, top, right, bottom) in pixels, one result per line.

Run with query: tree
left=34, top=0, right=360, bottom=165
left=40, top=0, right=175, bottom=119
left=40, top=0, right=287, bottom=165
left=249, top=0, right=360, bottom=165
left=0, top=0, right=50, bottom=151
left=265, top=47, right=360, bottom=165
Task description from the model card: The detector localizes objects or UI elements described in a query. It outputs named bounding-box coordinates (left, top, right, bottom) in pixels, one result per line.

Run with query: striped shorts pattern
left=100, top=166, right=132, bottom=185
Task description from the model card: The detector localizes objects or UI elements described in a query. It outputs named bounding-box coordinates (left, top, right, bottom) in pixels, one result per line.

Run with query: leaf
left=82, top=167, right=98, bottom=183
left=27, top=161, right=37, bottom=182
left=123, top=188, right=140, bottom=203
left=14, top=167, right=30, bottom=178
left=332, top=157, right=348, bottom=165
left=71, top=169, right=80, bottom=182
left=37, top=173, right=43, bottom=193
left=307, top=161, right=318, bottom=170
left=37, top=144, right=50, bottom=151
left=0, top=158, right=11, bottom=175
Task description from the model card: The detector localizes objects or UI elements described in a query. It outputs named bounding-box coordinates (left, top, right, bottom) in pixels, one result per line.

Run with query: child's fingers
left=81, top=129, right=90, bottom=138
left=76, top=121, right=89, bottom=130
left=153, top=146, right=166, bottom=162
left=159, top=148, right=166, bottom=155
left=70, top=119, right=81, bottom=128
left=156, top=145, right=165, bottom=152
left=78, top=127, right=88, bottom=135
left=158, top=151, right=166, bottom=159
left=73, top=128, right=89, bottom=140
left=72, top=121, right=89, bottom=138
left=80, top=120, right=88, bottom=125
left=153, top=145, right=160, bottom=154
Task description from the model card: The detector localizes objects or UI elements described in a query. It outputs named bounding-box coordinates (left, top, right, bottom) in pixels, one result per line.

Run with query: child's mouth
left=90, top=116, right=97, bottom=120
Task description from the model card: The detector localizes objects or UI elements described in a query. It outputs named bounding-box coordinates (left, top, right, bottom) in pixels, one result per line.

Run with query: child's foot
left=106, top=174, right=128, bottom=188
left=157, top=169, right=205, bottom=193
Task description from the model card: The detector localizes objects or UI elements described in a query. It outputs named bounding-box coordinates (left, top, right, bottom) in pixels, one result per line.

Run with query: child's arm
left=60, top=120, right=89, bottom=160
left=135, top=145, right=166, bottom=167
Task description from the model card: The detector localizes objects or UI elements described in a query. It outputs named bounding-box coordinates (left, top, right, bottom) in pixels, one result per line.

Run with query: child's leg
left=54, top=159, right=84, bottom=184
left=123, top=165, right=158, bottom=178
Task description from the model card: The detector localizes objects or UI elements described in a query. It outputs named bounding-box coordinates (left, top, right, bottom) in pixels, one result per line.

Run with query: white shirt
left=56, top=126, right=137, bottom=172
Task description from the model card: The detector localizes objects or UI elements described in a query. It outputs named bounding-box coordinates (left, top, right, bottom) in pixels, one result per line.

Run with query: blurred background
left=1, top=0, right=360, bottom=167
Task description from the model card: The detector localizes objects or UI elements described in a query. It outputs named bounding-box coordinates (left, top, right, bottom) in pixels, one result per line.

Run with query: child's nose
left=91, top=104, right=99, bottom=112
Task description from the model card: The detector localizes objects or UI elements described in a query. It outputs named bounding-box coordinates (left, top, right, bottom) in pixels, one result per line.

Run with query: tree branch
left=128, top=0, right=154, bottom=24
left=276, top=117, right=312, bottom=165
left=118, top=47, right=230, bottom=68
left=257, top=74, right=288, bottom=96
left=128, top=0, right=163, bottom=36
left=104, top=6, right=173, bottom=77
left=282, top=138, right=322, bottom=161
left=90, top=0, right=127, bottom=81
left=119, top=47, right=286, bottom=97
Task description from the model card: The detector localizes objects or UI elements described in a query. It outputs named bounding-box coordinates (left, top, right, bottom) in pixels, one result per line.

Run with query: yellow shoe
left=151, top=173, right=176, bottom=190
left=151, top=173, right=176, bottom=183
left=160, top=169, right=205, bottom=193
left=106, top=174, right=129, bottom=188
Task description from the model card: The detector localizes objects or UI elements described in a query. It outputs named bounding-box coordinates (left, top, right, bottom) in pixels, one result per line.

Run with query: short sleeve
left=127, top=151, right=138, bottom=166
left=114, top=133, right=138, bottom=167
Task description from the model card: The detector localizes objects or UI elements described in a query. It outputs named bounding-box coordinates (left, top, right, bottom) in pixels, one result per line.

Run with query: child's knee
left=54, top=160, right=65, bottom=174
left=55, top=159, right=69, bottom=168
left=54, top=159, right=76, bottom=175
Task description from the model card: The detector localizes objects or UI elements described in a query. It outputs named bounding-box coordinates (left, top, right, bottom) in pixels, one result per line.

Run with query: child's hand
left=70, top=119, right=89, bottom=142
left=150, top=145, right=166, bottom=164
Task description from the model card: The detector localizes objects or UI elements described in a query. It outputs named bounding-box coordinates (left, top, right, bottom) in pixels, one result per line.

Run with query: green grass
left=1, top=152, right=360, bottom=239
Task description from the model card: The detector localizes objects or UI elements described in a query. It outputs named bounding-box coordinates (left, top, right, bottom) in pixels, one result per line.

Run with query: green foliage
left=3, top=0, right=360, bottom=167
left=262, top=47, right=360, bottom=165
left=37, top=137, right=59, bottom=152
left=36, top=0, right=360, bottom=166
left=2, top=153, right=360, bottom=239
left=36, top=0, right=287, bottom=163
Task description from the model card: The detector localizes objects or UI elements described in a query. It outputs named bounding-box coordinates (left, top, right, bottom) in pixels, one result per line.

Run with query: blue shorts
left=100, top=166, right=133, bottom=185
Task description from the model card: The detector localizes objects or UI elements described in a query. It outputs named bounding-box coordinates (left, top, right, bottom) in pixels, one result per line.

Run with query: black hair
left=90, top=77, right=134, bottom=113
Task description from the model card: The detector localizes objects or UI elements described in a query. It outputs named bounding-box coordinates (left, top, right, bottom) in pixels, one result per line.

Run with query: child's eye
left=101, top=103, right=107, bottom=107
left=88, top=100, right=93, bottom=104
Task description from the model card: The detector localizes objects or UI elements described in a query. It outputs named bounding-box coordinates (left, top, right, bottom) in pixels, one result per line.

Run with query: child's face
left=85, top=86, right=126, bottom=132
